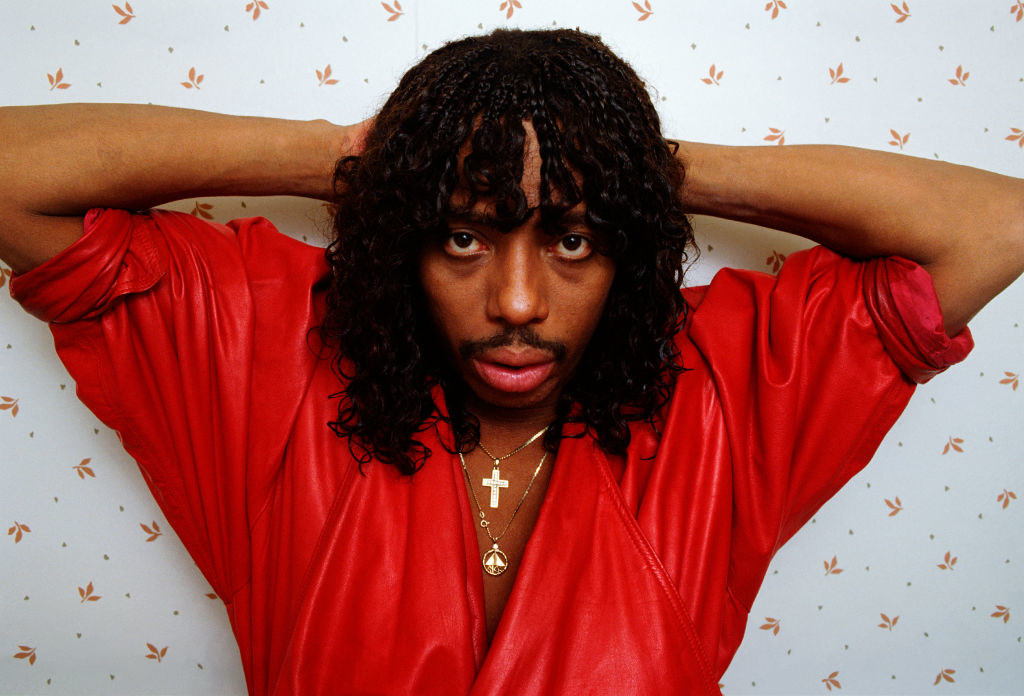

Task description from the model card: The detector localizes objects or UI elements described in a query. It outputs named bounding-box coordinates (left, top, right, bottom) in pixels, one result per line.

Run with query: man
left=2, top=28, right=1021, bottom=695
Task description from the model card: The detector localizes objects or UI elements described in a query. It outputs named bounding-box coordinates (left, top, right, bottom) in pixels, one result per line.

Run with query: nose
left=486, top=238, right=549, bottom=327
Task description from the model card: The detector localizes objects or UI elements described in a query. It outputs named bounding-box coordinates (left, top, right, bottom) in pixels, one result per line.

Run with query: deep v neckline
left=453, top=430, right=719, bottom=695
left=451, top=435, right=567, bottom=664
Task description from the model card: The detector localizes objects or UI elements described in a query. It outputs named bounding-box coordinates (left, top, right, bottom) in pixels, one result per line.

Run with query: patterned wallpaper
left=1, top=1, right=1021, bottom=694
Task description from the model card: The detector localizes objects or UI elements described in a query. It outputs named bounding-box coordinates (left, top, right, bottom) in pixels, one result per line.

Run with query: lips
left=470, top=348, right=556, bottom=394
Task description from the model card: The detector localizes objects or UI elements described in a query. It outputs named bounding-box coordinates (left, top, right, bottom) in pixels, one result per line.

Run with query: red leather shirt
left=12, top=209, right=972, bottom=695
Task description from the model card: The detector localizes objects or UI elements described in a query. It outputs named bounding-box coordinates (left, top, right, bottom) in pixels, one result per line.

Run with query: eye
left=551, top=234, right=593, bottom=261
left=443, top=231, right=486, bottom=257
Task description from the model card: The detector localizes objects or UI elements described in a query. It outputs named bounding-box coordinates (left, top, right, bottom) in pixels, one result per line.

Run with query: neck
left=477, top=416, right=554, bottom=454
left=466, top=403, right=557, bottom=454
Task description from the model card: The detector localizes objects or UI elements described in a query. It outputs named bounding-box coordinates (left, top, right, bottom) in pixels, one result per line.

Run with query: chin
left=464, top=378, right=562, bottom=415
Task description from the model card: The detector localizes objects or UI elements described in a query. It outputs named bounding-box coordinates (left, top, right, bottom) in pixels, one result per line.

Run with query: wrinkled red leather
left=12, top=209, right=972, bottom=695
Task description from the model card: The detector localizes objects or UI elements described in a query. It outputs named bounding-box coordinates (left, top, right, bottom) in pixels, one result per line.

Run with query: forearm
left=0, top=103, right=359, bottom=272
left=675, top=141, right=1024, bottom=332
left=1, top=103, right=350, bottom=209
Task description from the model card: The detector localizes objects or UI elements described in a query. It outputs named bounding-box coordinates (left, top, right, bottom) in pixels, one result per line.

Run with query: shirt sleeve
left=684, top=247, right=972, bottom=604
left=10, top=208, right=283, bottom=601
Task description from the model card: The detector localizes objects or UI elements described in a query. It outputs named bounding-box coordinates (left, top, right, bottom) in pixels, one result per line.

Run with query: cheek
left=558, top=264, right=616, bottom=344
left=580, top=261, right=616, bottom=314
left=419, top=255, right=472, bottom=345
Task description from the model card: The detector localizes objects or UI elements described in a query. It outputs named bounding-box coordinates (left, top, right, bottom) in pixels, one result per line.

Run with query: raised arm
left=0, top=103, right=365, bottom=274
left=674, top=142, right=1024, bottom=334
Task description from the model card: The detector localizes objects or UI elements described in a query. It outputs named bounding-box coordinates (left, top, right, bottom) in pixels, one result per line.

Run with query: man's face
left=419, top=123, right=616, bottom=418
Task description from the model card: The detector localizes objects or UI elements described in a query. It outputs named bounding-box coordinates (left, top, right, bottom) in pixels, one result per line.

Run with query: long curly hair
left=320, top=28, right=695, bottom=475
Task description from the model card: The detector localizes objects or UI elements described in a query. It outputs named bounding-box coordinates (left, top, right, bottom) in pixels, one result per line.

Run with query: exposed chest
left=460, top=459, right=555, bottom=641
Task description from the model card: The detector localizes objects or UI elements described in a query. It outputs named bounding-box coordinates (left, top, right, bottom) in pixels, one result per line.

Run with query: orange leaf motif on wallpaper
left=112, top=3, right=135, bottom=24
left=999, top=371, right=1020, bottom=389
left=891, top=2, right=911, bottom=22
left=766, top=250, right=786, bottom=273
left=0, top=265, right=12, bottom=290
left=759, top=617, right=781, bottom=635
left=145, top=643, right=168, bottom=662
left=0, top=396, right=18, bottom=418
left=13, top=645, right=36, bottom=665
left=934, top=668, right=956, bottom=685
left=878, top=612, right=899, bottom=631
left=990, top=605, right=1011, bottom=623
left=73, top=458, right=95, bottom=479
left=8, top=522, right=31, bottom=543
left=205, top=592, right=218, bottom=599
left=764, top=127, right=785, bottom=146
left=316, top=65, right=339, bottom=87
left=821, top=671, right=842, bottom=691
left=245, top=1, right=268, bottom=20
left=181, top=67, right=204, bottom=90
left=700, top=64, right=723, bottom=85
left=824, top=555, right=844, bottom=575
left=828, top=62, right=850, bottom=84
left=947, top=65, right=969, bottom=86
left=937, top=551, right=957, bottom=570
left=140, top=521, right=162, bottom=542
left=941, top=436, right=963, bottom=454
left=997, top=489, right=1016, bottom=509
left=1012, top=2, right=1024, bottom=22
left=884, top=496, right=903, bottom=516
left=381, top=1, right=403, bottom=21
left=78, top=581, right=101, bottom=603
left=633, top=1, right=654, bottom=21
left=764, top=0, right=786, bottom=20
left=47, top=68, right=71, bottom=90
left=190, top=201, right=214, bottom=219
left=888, top=129, right=910, bottom=150
left=499, top=0, right=522, bottom=19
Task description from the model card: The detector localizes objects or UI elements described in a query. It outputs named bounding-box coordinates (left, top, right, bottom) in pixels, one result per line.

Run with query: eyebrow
left=446, top=209, right=502, bottom=227
left=551, top=209, right=587, bottom=227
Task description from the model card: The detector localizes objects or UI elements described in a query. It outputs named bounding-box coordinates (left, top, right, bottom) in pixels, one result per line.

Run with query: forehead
left=519, top=121, right=544, bottom=208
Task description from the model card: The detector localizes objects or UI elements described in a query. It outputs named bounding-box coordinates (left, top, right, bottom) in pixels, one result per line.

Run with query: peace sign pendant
left=482, top=544, right=508, bottom=576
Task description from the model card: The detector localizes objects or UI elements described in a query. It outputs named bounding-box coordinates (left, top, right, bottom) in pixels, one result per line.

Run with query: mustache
left=458, top=327, right=568, bottom=362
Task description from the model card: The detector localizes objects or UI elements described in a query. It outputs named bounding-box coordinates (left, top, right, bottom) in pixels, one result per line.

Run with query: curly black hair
left=320, top=28, right=695, bottom=475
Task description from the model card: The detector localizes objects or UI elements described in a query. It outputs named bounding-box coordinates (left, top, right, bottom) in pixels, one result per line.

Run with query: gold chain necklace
left=475, top=426, right=548, bottom=509
left=476, top=425, right=548, bottom=467
left=459, top=450, right=548, bottom=576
